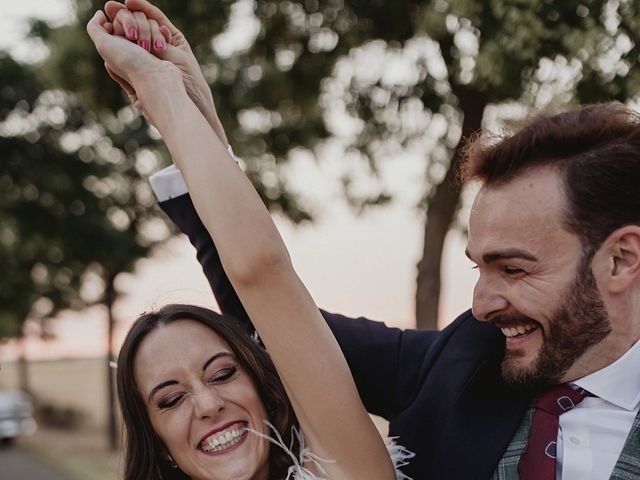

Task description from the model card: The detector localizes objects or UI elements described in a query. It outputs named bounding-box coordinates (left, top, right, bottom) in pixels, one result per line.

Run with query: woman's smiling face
left=134, top=319, right=270, bottom=480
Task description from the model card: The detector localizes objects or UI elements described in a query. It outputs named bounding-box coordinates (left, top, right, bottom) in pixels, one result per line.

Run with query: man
left=151, top=103, right=640, bottom=479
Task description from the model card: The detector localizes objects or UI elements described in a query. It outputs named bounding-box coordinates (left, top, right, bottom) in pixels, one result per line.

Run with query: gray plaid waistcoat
left=491, top=404, right=640, bottom=480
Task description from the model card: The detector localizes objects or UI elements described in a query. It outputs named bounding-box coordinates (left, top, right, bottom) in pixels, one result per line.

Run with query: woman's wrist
left=189, top=76, right=229, bottom=145
left=135, top=69, right=188, bottom=127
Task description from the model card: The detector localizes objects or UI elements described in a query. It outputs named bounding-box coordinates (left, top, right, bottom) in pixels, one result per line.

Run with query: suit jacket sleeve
left=159, top=193, right=440, bottom=419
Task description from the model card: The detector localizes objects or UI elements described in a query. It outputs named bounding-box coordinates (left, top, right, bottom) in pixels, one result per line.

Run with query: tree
left=346, top=0, right=640, bottom=328
left=73, top=0, right=640, bottom=330
left=0, top=41, right=176, bottom=448
left=37, top=0, right=318, bottom=449
left=207, top=0, right=640, bottom=329
left=145, top=0, right=640, bottom=329
left=40, top=1, right=640, bottom=347
left=0, top=52, right=100, bottom=392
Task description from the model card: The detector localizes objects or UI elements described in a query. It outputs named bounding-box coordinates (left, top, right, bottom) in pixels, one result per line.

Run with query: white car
left=0, top=389, right=36, bottom=445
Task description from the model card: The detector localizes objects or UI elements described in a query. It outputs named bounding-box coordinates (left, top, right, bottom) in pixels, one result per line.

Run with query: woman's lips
left=199, top=421, right=248, bottom=455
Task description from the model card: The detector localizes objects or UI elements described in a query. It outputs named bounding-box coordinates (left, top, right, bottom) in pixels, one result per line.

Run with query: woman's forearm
left=137, top=77, right=395, bottom=480
left=89, top=12, right=395, bottom=476
left=140, top=82, right=291, bottom=284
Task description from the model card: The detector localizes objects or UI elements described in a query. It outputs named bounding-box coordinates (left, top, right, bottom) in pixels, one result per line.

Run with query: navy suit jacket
left=160, top=194, right=535, bottom=479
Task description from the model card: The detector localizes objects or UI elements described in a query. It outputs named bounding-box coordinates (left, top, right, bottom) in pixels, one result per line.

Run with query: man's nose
left=193, top=388, right=225, bottom=420
left=472, top=275, right=509, bottom=321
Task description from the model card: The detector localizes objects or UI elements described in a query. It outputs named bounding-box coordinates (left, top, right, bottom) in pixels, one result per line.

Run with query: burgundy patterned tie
left=518, top=385, right=587, bottom=480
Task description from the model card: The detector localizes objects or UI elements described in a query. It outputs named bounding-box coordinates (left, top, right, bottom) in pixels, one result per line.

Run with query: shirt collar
left=573, top=338, right=640, bottom=411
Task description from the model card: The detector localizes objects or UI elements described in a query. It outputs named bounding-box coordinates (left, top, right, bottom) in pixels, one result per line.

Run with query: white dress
left=249, top=422, right=415, bottom=480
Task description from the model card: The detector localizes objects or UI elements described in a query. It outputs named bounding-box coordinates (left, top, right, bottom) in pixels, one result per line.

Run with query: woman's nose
left=193, top=388, right=225, bottom=420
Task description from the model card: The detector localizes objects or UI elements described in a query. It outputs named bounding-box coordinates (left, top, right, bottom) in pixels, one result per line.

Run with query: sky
left=0, top=0, right=75, bottom=61
left=0, top=0, right=479, bottom=362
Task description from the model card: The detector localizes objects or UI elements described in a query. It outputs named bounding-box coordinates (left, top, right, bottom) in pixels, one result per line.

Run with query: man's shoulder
left=441, top=309, right=502, bottom=342
left=403, top=309, right=502, bottom=347
left=400, top=309, right=504, bottom=374
left=325, top=308, right=502, bottom=355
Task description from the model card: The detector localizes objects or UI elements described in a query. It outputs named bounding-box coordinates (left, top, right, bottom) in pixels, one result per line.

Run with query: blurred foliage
left=0, top=49, right=166, bottom=339
left=4, top=0, right=640, bottom=337
left=51, top=0, right=640, bottom=210
left=55, top=0, right=640, bottom=329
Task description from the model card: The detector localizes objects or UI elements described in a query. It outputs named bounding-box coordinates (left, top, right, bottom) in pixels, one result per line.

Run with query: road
left=0, top=445, right=69, bottom=480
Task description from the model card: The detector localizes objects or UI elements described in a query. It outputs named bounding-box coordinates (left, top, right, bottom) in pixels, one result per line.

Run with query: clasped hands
left=87, top=0, right=227, bottom=143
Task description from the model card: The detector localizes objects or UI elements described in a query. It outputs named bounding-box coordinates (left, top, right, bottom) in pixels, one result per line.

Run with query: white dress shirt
left=558, top=339, right=640, bottom=479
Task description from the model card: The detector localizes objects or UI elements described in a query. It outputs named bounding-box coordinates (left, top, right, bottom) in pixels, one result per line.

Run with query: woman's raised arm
left=87, top=9, right=395, bottom=479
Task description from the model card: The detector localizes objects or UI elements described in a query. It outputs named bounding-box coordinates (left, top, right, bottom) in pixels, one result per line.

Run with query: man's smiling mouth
left=500, top=323, right=537, bottom=338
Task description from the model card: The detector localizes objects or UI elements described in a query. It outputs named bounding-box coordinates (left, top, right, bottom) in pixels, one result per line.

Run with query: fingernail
left=154, top=39, right=165, bottom=50
left=140, top=40, right=150, bottom=51
left=128, top=27, right=138, bottom=40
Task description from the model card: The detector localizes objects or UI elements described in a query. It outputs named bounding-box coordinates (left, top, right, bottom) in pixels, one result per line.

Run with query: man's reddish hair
left=460, top=102, right=640, bottom=250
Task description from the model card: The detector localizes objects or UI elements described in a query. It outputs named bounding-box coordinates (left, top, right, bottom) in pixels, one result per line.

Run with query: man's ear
left=599, top=225, right=640, bottom=293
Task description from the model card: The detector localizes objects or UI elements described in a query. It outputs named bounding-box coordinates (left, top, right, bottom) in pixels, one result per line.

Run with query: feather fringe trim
left=385, top=437, right=415, bottom=480
left=247, top=421, right=414, bottom=479
left=246, top=422, right=334, bottom=479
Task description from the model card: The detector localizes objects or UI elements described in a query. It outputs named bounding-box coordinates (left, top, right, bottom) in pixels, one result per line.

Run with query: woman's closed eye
left=206, top=366, right=238, bottom=384
left=158, top=392, right=185, bottom=409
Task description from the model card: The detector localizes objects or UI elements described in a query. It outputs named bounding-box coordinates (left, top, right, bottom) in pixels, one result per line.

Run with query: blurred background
left=2, top=0, right=640, bottom=478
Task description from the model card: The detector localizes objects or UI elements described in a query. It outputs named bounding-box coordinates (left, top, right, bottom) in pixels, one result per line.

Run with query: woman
left=87, top=2, right=411, bottom=479
left=117, top=304, right=297, bottom=480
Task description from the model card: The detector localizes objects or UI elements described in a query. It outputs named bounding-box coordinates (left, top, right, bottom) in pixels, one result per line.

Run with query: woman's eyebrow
left=147, top=352, right=235, bottom=403
left=202, top=352, right=234, bottom=372
left=148, top=380, right=179, bottom=403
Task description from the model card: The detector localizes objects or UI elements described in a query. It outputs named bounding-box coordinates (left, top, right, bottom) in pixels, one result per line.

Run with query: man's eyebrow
left=202, top=352, right=234, bottom=372
left=465, top=247, right=538, bottom=264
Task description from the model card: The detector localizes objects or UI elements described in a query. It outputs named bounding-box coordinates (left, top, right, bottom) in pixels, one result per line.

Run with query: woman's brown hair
left=116, top=304, right=298, bottom=480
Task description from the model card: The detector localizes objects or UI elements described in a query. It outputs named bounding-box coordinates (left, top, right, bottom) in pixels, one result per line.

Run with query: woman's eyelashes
left=206, top=365, right=238, bottom=384
left=156, top=366, right=239, bottom=409
left=158, top=392, right=185, bottom=409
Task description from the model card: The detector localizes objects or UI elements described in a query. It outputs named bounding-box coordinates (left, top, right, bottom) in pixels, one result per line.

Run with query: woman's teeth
left=200, top=426, right=246, bottom=453
left=501, top=324, right=535, bottom=338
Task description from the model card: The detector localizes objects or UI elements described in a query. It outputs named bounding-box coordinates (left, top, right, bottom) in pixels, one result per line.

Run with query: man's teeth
left=501, top=324, right=535, bottom=338
left=200, top=426, right=245, bottom=453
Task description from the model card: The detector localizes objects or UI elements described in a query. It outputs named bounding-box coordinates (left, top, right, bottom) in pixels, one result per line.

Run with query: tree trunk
left=415, top=87, right=488, bottom=330
left=104, top=272, right=119, bottom=451
left=18, top=329, right=31, bottom=395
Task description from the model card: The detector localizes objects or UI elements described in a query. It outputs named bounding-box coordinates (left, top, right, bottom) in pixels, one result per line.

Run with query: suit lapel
left=429, top=357, right=533, bottom=479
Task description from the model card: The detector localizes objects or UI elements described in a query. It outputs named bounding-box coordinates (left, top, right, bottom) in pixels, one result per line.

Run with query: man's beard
left=500, top=255, right=612, bottom=388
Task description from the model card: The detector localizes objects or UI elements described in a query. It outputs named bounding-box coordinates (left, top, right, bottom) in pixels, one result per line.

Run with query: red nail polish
left=154, top=39, right=165, bottom=50
left=140, top=40, right=150, bottom=51
left=128, top=27, right=138, bottom=40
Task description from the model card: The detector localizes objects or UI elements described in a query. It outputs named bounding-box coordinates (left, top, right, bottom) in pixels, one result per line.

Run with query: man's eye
left=207, top=366, right=238, bottom=384
left=503, top=266, right=524, bottom=275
